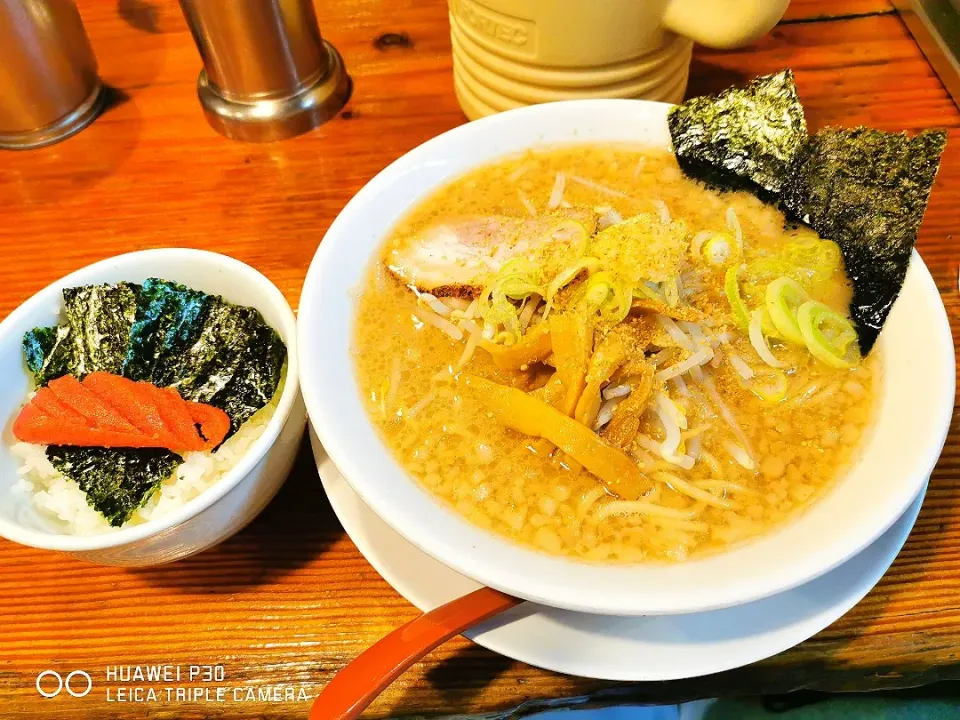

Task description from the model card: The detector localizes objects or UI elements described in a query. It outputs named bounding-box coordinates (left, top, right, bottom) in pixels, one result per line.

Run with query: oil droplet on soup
left=353, top=144, right=878, bottom=563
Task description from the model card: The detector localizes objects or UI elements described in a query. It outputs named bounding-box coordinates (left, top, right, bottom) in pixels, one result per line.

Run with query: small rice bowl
left=11, top=378, right=284, bottom=536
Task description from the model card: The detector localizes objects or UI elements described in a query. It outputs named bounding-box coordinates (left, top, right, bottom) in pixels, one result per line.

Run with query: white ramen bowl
left=0, top=249, right=306, bottom=566
left=299, top=100, right=955, bottom=616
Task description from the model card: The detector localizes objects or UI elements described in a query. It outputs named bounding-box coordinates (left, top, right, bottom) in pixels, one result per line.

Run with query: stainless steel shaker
left=177, top=0, right=351, bottom=142
left=0, top=0, right=105, bottom=149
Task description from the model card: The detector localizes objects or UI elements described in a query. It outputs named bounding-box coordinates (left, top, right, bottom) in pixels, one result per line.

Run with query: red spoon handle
left=310, top=587, right=520, bottom=720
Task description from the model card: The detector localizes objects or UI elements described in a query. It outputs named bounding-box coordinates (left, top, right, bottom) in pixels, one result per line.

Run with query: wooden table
left=1, top=0, right=959, bottom=717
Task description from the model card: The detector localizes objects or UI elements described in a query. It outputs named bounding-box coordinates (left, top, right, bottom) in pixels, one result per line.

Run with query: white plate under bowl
left=298, top=98, right=955, bottom=616
left=312, top=428, right=925, bottom=681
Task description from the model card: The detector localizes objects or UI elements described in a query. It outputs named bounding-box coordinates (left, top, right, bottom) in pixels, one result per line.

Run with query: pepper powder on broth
left=353, top=144, right=878, bottom=563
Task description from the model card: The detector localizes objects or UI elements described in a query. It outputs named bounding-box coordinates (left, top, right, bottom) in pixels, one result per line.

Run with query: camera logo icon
left=36, top=670, right=92, bottom=698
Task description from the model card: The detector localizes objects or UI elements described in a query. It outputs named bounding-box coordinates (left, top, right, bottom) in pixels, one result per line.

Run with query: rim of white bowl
left=0, top=248, right=300, bottom=552
left=299, top=99, right=956, bottom=615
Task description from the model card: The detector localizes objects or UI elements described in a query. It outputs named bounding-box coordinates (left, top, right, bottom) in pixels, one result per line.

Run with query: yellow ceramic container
left=449, top=0, right=790, bottom=119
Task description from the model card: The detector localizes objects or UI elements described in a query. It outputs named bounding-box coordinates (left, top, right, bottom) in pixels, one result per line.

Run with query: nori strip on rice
left=23, top=325, right=75, bottom=387
left=668, top=69, right=807, bottom=201
left=25, top=279, right=286, bottom=427
left=130, top=281, right=285, bottom=435
left=46, top=446, right=182, bottom=527
left=124, top=278, right=212, bottom=381
left=781, top=127, right=947, bottom=354
left=20, top=277, right=286, bottom=525
left=152, top=299, right=259, bottom=403
left=63, top=282, right=139, bottom=376
left=210, top=322, right=286, bottom=434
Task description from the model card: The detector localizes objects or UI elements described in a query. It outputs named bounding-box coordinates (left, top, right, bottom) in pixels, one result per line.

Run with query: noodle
left=577, top=486, right=607, bottom=521
left=655, top=471, right=738, bottom=509
left=595, top=500, right=698, bottom=521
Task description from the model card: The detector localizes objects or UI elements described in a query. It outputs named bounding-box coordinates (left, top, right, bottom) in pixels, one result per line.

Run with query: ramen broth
left=353, top=145, right=878, bottom=563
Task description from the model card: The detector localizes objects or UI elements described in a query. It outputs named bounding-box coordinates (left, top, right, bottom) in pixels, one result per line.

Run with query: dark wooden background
left=2, top=0, right=959, bottom=718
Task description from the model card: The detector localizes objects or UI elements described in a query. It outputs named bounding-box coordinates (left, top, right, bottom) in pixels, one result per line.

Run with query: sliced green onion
left=497, top=276, right=540, bottom=300
left=690, top=231, right=712, bottom=258
left=797, top=301, right=859, bottom=369
left=583, top=271, right=632, bottom=323
left=725, top=265, right=750, bottom=330
left=747, top=257, right=795, bottom=285
left=494, top=257, right=541, bottom=299
left=784, top=238, right=842, bottom=283
left=584, top=271, right=615, bottom=307
left=497, top=257, right=537, bottom=277
left=703, top=232, right=735, bottom=265
left=749, top=310, right=786, bottom=368
left=607, top=283, right=634, bottom=323
left=542, top=257, right=600, bottom=320
left=543, top=219, right=589, bottom=256
left=759, top=306, right=781, bottom=339
left=476, top=258, right=544, bottom=345
left=635, top=281, right=663, bottom=302
left=750, top=367, right=788, bottom=403
left=765, top=277, right=809, bottom=345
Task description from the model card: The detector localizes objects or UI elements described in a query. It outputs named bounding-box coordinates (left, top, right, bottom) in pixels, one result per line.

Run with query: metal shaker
left=177, top=0, right=351, bottom=142
left=0, top=0, right=105, bottom=149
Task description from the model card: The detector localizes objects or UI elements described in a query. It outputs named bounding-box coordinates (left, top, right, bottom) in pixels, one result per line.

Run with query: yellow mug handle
left=663, top=0, right=790, bottom=49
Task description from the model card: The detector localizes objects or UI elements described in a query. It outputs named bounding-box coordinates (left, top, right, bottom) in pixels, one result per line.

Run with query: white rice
left=10, top=378, right=284, bottom=536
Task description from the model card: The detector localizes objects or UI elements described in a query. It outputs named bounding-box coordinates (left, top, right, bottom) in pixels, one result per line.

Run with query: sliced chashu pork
left=386, top=211, right=595, bottom=299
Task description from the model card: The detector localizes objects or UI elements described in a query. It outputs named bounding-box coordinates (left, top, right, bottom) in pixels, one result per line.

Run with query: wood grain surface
left=1, top=1, right=958, bottom=718
left=783, top=0, right=894, bottom=21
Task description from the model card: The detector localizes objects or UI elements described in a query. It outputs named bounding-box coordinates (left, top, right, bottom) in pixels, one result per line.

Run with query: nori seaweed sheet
left=123, top=278, right=212, bottom=381
left=781, top=127, right=947, bottom=354
left=22, top=325, right=75, bottom=387
left=127, top=279, right=285, bottom=435
left=46, top=446, right=182, bottom=527
left=21, top=278, right=286, bottom=524
left=210, top=323, right=286, bottom=434
left=152, top=299, right=259, bottom=403
left=668, top=69, right=807, bottom=202
left=63, top=282, right=139, bottom=376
